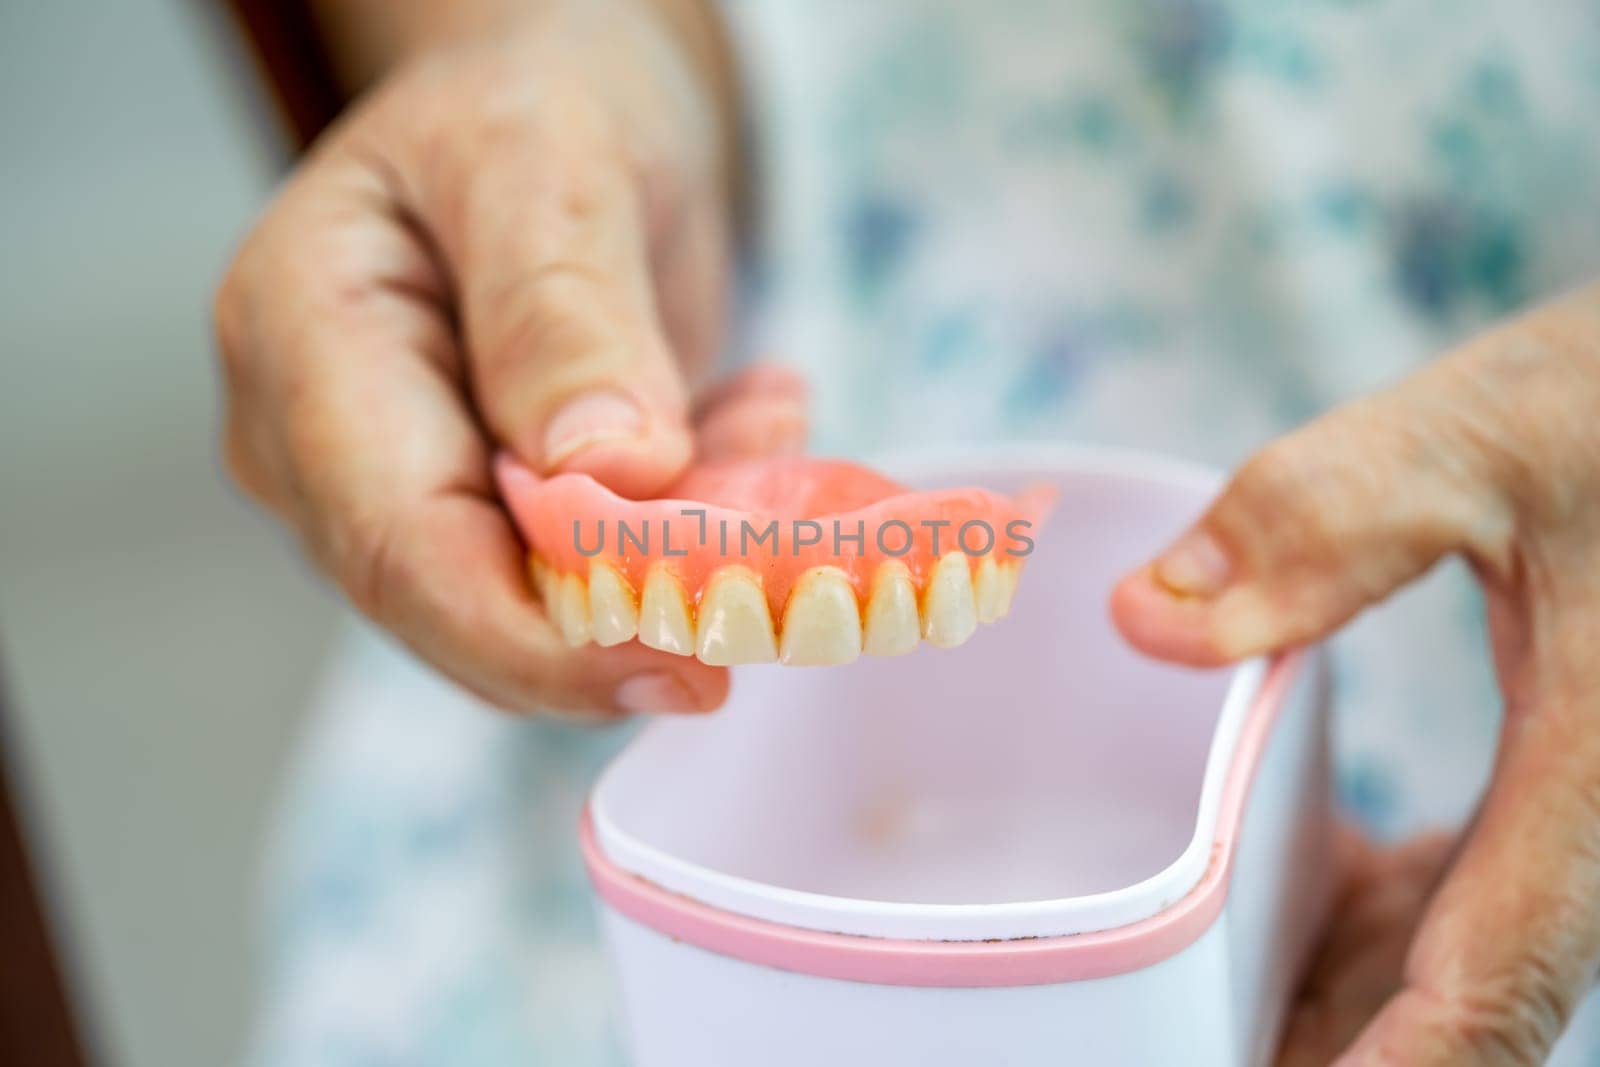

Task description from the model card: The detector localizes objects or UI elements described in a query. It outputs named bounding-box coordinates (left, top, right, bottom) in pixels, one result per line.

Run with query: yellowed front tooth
left=554, top=571, right=592, bottom=647
left=974, top=556, right=1006, bottom=624
left=779, top=567, right=861, bottom=666
left=921, top=553, right=978, bottom=648
left=638, top=564, right=694, bottom=656
left=696, top=566, right=778, bottom=666
left=588, top=561, right=638, bottom=647
left=863, top=560, right=920, bottom=657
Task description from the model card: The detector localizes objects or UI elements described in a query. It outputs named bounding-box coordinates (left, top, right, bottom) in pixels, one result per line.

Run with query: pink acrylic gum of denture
left=495, top=454, right=1055, bottom=665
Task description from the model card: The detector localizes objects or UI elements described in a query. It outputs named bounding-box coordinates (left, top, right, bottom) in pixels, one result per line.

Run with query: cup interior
left=592, top=448, right=1249, bottom=938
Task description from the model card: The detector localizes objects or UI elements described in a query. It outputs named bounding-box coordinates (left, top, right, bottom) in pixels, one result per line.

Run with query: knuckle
left=1233, top=439, right=1307, bottom=508
left=518, top=257, right=615, bottom=325
left=1419, top=963, right=1575, bottom=1067
left=1448, top=990, right=1561, bottom=1066
left=213, top=251, right=285, bottom=510
left=555, top=177, right=610, bottom=229
left=478, top=260, right=623, bottom=379
left=1224, top=439, right=1332, bottom=550
left=211, top=258, right=252, bottom=377
left=431, top=75, right=620, bottom=215
left=212, top=220, right=290, bottom=387
left=329, top=510, right=410, bottom=625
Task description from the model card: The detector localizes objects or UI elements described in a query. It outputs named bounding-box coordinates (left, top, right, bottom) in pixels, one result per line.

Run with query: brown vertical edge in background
left=0, top=668, right=91, bottom=1067
left=220, top=0, right=345, bottom=150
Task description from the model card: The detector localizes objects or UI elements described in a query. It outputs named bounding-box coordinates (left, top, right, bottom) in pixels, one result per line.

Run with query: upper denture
left=498, top=455, right=1053, bottom=666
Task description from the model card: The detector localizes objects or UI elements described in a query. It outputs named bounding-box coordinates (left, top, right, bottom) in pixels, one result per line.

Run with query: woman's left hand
left=1111, top=284, right=1600, bottom=1065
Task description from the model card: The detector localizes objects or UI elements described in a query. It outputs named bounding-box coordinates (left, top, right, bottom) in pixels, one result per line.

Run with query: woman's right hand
left=214, top=2, right=805, bottom=716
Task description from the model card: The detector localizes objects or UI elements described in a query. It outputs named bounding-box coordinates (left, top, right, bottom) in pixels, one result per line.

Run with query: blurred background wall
left=0, top=2, right=339, bottom=1064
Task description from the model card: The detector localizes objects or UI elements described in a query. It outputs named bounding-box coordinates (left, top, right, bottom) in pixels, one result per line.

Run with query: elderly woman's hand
left=1112, top=285, right=1600, bottom=1064
left=214, top=3, right=804, bottom=716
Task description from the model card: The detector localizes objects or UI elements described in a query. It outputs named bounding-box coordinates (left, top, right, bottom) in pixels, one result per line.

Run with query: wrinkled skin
left=215, top=6, right=804, bottom=716
left=1113, top=289, right=1600, bottom=1064
left=216, top=2, right=1600, bottom=1059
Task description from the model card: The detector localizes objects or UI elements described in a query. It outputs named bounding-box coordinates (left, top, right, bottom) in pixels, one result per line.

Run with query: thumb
left=419, top=99, right=715, bottom=498
left=1113, top=301, right=1600, bottom=1063
left=1110, top=363, right=1516, bottom=666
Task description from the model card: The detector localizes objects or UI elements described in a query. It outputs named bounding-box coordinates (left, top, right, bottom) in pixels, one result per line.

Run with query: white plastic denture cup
left=582, top=447, right=1337, bottom=1067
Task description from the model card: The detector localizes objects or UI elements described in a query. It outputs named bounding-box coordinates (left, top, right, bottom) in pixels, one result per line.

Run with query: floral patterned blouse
left=249, top=2, right=1600, bottom=1063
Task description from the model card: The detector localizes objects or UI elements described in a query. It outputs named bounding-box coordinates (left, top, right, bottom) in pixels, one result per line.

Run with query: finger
left=403, top=88, right=713, bottom=498
left=1104, top=304, right=1600, bottom=1062
left=1335, top=686, right=1600, bottom=1065
left=1277, top=833, right=1455, bottom=1067
left=693, top=362, right=810, bottom=461
left=1109, top=357, right=1517, bottom=666
left=326, top=483, right=730, bottom=716
left=224, top=157, right=728, bottom=715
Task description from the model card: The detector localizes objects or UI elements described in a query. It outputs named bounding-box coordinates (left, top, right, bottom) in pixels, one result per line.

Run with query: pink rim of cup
left=581, top=650, right=1305, bottom=989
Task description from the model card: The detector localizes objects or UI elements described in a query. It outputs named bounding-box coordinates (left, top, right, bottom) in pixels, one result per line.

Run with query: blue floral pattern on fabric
left=252, top=2, right=1600, bottom=1061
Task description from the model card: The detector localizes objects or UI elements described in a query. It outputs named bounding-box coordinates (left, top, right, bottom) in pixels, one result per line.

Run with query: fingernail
left=1153, top=528, right=1232, bottom=598
left=615, top=671, right=701, bottom=714
left=544, top=391, right=646, bottom=468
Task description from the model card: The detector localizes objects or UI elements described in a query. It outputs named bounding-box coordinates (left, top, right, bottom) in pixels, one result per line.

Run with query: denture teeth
left=779, top=567, right=862, bottom=666
left=998, top=561, right=1020, bottom=616
left=587, top=561, right=638, bottom=647
left=554, top=571, right=592, bottom=647
left=638, top=564, right=695, bottom=656
left=974, top=556, right=1006, bottom=624
left=921, top=553, right=978, bottom=649
left=532, top=547, right=1017, bottom=660
left=696, top=566, right=779, bottom=666
left=863, top=560, right=921, bottom=657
